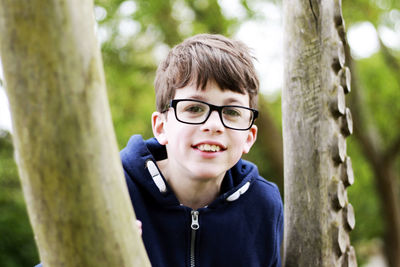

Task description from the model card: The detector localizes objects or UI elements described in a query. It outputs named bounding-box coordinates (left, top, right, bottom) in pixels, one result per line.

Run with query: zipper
left=190, top=210, right=199, bottom=267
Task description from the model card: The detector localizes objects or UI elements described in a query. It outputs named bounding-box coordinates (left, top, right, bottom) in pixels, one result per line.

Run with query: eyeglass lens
left=175, top=100, right=253, bottom=130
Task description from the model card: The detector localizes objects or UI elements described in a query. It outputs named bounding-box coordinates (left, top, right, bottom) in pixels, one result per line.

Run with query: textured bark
left=282, top=0, right=356, bottom=266
left=0, top=1, right=150, bottom=266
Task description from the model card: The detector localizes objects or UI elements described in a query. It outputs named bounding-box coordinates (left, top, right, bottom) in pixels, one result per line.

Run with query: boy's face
left=152, top=82, right=257, bottom=182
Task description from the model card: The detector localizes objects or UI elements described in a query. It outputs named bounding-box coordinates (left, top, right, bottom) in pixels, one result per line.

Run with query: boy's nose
left=200, top=110, right=224, bottom=133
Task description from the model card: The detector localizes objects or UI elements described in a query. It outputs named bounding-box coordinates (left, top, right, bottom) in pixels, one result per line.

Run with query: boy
left=121, top=34, right=283, bottom=267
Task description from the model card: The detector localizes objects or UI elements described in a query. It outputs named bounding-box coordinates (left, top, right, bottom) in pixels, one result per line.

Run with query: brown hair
left=154, top=34, right=259, bottom=111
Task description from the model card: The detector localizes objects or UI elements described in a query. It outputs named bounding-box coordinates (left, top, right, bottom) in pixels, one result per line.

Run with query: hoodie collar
left=121, top=135, right=258, bottom=209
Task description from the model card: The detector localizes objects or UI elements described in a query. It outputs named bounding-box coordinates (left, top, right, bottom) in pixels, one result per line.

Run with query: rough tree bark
left=282, top=0, right=357, bottom=266
left=0, top=0, right=150, bottom=266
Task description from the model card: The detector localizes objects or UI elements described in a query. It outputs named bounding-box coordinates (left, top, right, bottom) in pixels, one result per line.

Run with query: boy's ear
left=152, top=111, right=168, bottom=145
left=242, top=125, right=258, bottom=154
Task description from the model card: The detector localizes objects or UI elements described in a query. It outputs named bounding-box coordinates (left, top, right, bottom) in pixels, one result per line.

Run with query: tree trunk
left=0, top=1, right=150, bottom=266
left=282, top=0, right=356, bottom=266
left=376, top=165, right=400, bottom=267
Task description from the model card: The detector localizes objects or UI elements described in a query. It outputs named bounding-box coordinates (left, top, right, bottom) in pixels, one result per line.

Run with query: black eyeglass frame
left=164, top=99, right=259, bottom=131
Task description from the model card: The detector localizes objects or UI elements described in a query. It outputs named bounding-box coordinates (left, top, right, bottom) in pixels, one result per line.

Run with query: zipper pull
left=191, top=210, right=199, bottom=230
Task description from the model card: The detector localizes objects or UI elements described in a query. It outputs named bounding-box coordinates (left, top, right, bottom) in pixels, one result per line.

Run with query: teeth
left=198, top=144, right=221, bottom=152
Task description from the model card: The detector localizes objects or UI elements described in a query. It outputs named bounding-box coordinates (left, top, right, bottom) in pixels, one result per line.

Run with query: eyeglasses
left=165, top=99, right=258, bottom=131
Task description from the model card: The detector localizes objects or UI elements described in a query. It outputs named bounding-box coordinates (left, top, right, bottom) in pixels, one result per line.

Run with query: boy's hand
left=136, top=219, right=142, bottom=236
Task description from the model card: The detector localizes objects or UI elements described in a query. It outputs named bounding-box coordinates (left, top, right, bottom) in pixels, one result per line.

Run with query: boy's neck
left=157, top=159, right=224, bottom=210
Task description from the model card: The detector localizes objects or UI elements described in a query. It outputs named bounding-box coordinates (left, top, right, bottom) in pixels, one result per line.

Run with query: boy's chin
left=189, top=167, right=228, bottom=181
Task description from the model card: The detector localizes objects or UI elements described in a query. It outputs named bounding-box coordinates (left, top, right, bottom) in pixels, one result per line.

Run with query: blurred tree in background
left=342, top=0, right=400, bottom=266
left=0, top=0, right=399, bottom=266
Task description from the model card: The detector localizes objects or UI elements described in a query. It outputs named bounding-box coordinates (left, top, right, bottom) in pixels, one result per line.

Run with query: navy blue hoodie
left=121, top=135, right=283, bottom=267
left=35, top=135, right=283, bottom=267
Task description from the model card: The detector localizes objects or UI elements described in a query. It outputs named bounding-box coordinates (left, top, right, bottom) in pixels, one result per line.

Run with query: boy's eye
left=184, top=104, right=206, bottom=113
left=223, top=107, right=242, bottom=117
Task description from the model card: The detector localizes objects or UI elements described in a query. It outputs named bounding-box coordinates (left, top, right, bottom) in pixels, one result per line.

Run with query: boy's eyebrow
left=186, top=94, right=246, bottom=106
left=187, top=94, right=207, bottom=101
left=222, top=97, right=246, bottom=106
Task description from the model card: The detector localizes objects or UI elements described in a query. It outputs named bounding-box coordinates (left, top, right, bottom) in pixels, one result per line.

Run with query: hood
left=120, top=135, right=259, bottom=208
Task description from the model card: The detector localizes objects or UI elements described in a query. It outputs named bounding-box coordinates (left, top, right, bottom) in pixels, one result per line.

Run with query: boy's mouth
left=193, top=143, right=226, bottom=152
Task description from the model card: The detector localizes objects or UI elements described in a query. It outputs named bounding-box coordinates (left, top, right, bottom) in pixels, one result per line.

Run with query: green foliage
left=0, top=132, right=39, bottom=266
left=243, top=94, right=283, bottom=187
left=347, top=136, right=385, bottom=264
left=342, top=0, right=400, bottom=262
left=343, top=0, right=400, bottom=26
left=357, top=53, right=400, bottom=145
